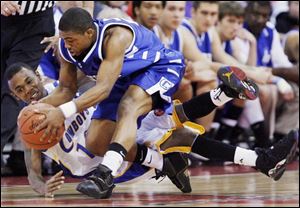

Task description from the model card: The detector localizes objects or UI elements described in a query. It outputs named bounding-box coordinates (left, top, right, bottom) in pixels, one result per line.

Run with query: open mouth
left=30, top=91, right=39, bottom=101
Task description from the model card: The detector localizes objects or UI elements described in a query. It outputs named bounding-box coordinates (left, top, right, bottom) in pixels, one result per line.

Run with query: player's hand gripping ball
left=17, top=103, right=65, bottom=150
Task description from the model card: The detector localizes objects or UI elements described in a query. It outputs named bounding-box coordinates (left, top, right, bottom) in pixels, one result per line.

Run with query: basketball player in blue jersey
left=32, top=7, right=191, bottom=197
left=244, top=1, right=299, bottom=144
left=8, top=63, right=298, bottom=199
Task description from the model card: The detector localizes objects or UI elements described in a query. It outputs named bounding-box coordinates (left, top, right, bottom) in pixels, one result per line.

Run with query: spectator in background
left=214, top=1, right=267, bottom=148
left=132, top=1, right=166, bottom=30
left=94, top=1, right=130, bottom=20
left=180, top=1, right=272, bottom=134
left=244, top=1, right=299, bottom=142
left=275, top=1, right=299, bottom=34
left=1, top=1, right=55, bottom=175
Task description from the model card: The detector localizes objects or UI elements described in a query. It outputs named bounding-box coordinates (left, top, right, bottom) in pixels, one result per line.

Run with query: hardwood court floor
left=1, top=161, right=299, bottom=207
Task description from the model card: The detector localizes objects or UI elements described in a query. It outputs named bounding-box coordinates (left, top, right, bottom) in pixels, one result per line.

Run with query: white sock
left=102, top=151, right=124, bottom=176
left=210, top=88, right=233, bottom=106
left=142, top=148, right=163, bottom=171
left=234, top=147, right=258, bottom=167
left=222, top=118, right=238, bottom=127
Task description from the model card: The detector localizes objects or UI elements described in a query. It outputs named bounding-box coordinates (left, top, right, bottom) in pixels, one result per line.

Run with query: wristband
left=271, top=76, right=292, bottom=94
left=59, top=101, right=77, bottom=118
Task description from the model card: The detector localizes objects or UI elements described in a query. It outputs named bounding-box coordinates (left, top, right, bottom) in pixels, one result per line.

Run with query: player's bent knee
left=85, top=137, right=107, bottom=156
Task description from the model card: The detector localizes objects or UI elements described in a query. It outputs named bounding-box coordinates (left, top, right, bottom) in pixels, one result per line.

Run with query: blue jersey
left=244, top=22, right=274, bottom=67
left=38, top=49, right=60, bottom=80
left=223, top=40, right=233, bottom=56
left=182, top=19, right=212, bottom=60
left=59, top=18, right=185, bottom=122
left=59, top=18, right=166, bottom=77
left=153, top=26, right=182, bottom=52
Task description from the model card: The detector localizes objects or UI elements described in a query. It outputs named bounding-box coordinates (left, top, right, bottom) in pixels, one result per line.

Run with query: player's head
left=217, top=2, right=244, bottom=41
left=191, top=1, right=219, bottom=33
left=133, top=1, right=166, bottom=30
left=245, top=1, right=272, bottom=36
left=159, top=1, right=186, bottom=31
left=7, top=63, right=45, bottom=104
left=59, top=7, right=96, bottom=57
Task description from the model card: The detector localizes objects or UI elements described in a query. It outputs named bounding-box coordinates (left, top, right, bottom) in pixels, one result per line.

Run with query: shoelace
left=151, top=169, right=167, bottom=183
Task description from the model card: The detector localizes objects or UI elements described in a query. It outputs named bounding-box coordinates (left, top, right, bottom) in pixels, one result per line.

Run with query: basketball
left=17, top=103, right=65, bottom=150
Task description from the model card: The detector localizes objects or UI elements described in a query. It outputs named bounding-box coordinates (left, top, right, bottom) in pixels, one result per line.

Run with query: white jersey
left=42, top=83, right=130, bottom=178
left=136, top=111, right=175, bottom=150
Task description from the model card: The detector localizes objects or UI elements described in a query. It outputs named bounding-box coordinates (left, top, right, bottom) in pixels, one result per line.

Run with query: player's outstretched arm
left=24, top=148, right=65, bottom=198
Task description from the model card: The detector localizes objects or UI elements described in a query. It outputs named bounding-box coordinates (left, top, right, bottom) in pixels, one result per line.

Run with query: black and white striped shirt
left=15, top=1, right=55, bottom=15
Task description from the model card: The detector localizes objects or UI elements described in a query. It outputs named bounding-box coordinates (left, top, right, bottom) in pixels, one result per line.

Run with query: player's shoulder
left=266, top=21, right=275, bottom=30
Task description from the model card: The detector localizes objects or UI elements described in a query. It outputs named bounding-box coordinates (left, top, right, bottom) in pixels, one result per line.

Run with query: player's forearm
left=24, top=149, right=46, bottom=195
left=74, top=83, right=112, bottom=112
left=246, top=40, right=257, bottom=66
left=272, top=65, right=299, bottom=85
left=39, top=85, right=76, bottom=107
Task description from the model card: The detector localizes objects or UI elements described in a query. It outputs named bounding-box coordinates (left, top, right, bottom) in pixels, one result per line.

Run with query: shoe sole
left=164, top=153, right=192, bottom=193
left=218, top=66, right=257, bottom=100
left=76, top=179, right=115, bottom=199
left=268, top=131, right=299, bottom=181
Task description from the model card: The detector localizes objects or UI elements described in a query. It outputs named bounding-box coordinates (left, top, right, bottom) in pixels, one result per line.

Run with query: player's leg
left=174, top=66, right=259, bottom=125
left=160, top=127, right=298, bottom=181
left=85, top=119, right=116, bottom=156
left=98, top=85, right=152, bottom=176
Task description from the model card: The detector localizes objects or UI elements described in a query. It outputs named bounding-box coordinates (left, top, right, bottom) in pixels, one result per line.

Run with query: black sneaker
left=255, top=129, right=299, bottom=181
left=154, top=152, right=191, bottom=193
left=217, top=66, right=259, bottom=100
left=76, top=164, right=115, bottom=199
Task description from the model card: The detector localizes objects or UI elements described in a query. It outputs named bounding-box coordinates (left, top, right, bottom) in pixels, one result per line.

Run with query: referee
left=1, top=1, right=55, bottom=175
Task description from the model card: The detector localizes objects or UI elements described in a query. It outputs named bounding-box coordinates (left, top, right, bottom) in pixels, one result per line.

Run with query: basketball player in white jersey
left=7, top=63, right=298, bottom=199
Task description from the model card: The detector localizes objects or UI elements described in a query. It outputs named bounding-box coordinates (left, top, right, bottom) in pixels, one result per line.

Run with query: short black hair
left=6, top=62, right=33, bottom=81
left=132, top=1, right=166, bottom=17
left=245, top=1, right=272, bottom=13
left=193, top=1, right=219, bottom=10
left=59, top=7, right=95, bottom=34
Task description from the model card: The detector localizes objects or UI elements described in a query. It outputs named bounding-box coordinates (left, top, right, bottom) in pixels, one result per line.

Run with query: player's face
left=219, top=15, right=244, bottom=40
left=192, top=3, right=218, bottom=33
left=245, top=4, right=270, bottom=35
left=60, top=28, right=94, bottom=57
left=135, top=1, right=164, bottom=30
left=161, top=1, right=186, bottom=30
left=8, top=68, right=44, bottom=103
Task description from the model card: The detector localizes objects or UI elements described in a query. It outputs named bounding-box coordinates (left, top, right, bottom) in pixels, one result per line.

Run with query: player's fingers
left=34, top=119, right=48, bottom=134
left=41, top=126, right=52, bottom=141
left=1, top=8, right=10, bottom=16
left=5, top=3, right=17, bottom=15
left=52, top=177, right=65, bottom=184
left=47, top=181, right=64, bottom=190
left=40, top=37, right=54, bottom=44
left=52, top=46, right=58, bottom=57
left=49, top=128, right=58, bottom=143
left=10, top=1, right=21, bottom=13
left=54, top=170, right=64, bottom=177
left=45, top=192, right=54, bottom=198
left=44, top=44, right=53, bottom=53
left=47, top=186, right=62, bottom=194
